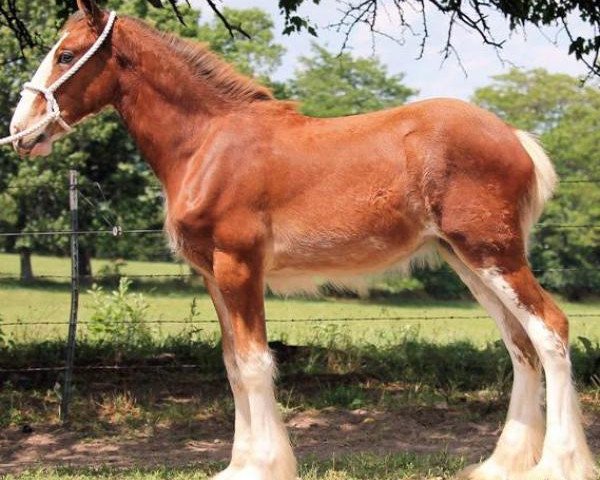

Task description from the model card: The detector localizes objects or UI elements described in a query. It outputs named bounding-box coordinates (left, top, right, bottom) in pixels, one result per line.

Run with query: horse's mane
left=66, top=11, right=274, bottom=104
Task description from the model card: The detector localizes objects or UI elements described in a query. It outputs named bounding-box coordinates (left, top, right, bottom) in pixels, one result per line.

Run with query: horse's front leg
left=209, top=249, right=296, bottom=480
left=205, top=278, right=252, bottom=480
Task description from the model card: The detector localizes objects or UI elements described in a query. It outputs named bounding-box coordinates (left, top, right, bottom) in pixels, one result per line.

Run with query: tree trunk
left=19, top=248, right=34, bottom=282
left=78, top=247, right=92, bottom=280
left=16, top=197, right=34, bottom=282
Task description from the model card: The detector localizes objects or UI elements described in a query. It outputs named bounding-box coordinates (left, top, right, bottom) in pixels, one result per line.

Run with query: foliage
left=87, top=277, right=153, bottom=351
left=0, top=313, right=10, bottom=349
left=198, top=7, right=285, bottom=80
left=367, top=274, right=424, bottom=298
left=473, top=68, right=600, bottom=299
left=289, top=44, right=416, bottom=117
left=4, top=324, right=599, bottom=388
left=574, top=336, right=600, bottom=389
left=1, top=326, right=599, bottom=431
left=4, top=0, right=600, bottom=79
left=473, top=69, right=593, bottom=134
left=96, top=258, right=128, bottom=278
left=413, top=264, right=468, bottom=300
left=0, top=0, right=166, bottom=274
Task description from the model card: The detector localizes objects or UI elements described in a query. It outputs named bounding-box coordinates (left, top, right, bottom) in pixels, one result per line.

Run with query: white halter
left=0, top=11, right=117, bottom=146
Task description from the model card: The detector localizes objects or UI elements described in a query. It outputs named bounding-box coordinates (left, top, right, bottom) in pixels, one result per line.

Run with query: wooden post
left=60, top=170, right=80, bottom=423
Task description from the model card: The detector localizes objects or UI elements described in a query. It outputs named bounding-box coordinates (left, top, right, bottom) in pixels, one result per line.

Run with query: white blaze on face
left=9, top=32, right=69, bottom=135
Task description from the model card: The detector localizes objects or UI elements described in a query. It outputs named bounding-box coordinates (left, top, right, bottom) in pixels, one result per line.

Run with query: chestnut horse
left=8, top=1, right=597, bottom=479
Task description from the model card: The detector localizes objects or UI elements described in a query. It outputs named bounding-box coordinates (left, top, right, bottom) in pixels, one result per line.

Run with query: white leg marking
left=205, top=284, right=252, bottom=480
left=214, top=353, right=252, bottom=480
left=443, top=255, right=544, bottom=479
left=207, top=282, right=253, bottom=480
left=486, top=362, right=544, bottom=474
left=480, top=268, right=598, bottom=480
left=10, top=33, right=68, bottom=133
left=233, top=349, right=296, bottom=480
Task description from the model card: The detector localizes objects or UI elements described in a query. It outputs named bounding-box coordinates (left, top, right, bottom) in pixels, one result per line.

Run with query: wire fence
left=2, top=312, right=600, bottom=328
left=1, top=170, right=599, bottom=421
left=2, top=265, right=600, bottom=280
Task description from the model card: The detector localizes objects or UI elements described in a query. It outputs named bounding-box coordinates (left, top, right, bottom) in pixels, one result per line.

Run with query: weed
left=87, top=277, right=153, bottom=359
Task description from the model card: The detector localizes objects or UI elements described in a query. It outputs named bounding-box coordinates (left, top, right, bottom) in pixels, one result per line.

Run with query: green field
left=1, top=253, right=599, bottom=346
left=2, top=254, right=599, bottom=479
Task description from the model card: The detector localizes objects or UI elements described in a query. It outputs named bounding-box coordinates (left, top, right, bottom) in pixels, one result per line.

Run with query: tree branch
left=0, top=0, right=35, bottom=54
left=204, top=0, right=251, bottom=39
left=0, top=0, right=598, bottom=78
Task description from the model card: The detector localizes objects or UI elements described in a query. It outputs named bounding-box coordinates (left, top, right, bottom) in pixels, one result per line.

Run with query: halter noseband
left=0, top=11, right=117, bottom=146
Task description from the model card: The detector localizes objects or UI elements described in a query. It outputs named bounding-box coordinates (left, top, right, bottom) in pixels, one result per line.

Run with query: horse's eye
left=58, top=51, right=75, bottom=64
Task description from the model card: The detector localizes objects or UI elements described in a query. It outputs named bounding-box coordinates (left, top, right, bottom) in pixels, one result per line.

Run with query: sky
left=190, top=0, right=589, bottom=100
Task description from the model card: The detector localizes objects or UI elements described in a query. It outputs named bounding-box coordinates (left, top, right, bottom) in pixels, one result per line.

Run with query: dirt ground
left=2, top=402, right=599, bottom=474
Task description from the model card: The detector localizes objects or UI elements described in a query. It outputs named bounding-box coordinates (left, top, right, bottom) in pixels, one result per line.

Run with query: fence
left=0, top=170, right=599, bottom=422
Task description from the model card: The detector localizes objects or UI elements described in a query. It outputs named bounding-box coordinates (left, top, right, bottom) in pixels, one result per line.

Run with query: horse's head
left=10, top=0, right=119, bottom=157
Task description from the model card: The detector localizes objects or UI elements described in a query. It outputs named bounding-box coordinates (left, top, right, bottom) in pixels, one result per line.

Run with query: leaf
left=578, top=336, right=593, bottom=355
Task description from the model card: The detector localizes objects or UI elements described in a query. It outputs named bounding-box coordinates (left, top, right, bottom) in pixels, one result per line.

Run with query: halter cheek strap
left=0, top=10, right=118, bottom=146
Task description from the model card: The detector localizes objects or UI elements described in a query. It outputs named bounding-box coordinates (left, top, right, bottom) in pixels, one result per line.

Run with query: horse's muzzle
left=11, top=124, right=51, bottom=157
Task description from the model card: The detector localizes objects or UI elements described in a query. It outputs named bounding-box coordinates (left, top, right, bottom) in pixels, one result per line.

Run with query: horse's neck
left=112, top=22, right=231, bottom=188
left=115, top=75, right=214, bottom=186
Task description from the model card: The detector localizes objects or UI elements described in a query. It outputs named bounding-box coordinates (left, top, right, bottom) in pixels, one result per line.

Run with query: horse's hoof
left=513, top=465, right=559, bottom=480
left=513, top=462, right=599, bottom=480
left=212, top=465, right=241, bottom=480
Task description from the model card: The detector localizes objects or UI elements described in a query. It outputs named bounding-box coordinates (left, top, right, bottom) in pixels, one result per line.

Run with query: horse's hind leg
left=440, top=246, right=544, bottom=479
left=438, top=220, right=596, bottom=480
left=478, top=265, right=597, bottom=480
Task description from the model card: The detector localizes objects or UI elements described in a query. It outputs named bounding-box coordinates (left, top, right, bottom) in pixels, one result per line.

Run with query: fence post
left=60, top=170, right=80, bottom=423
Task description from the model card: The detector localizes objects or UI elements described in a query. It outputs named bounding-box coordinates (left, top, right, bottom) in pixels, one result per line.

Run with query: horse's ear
left=76, top=0, right=103, bottom=28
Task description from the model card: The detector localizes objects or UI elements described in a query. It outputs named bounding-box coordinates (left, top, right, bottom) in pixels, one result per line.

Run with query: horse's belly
left=266, top=224, right=433, bottom=295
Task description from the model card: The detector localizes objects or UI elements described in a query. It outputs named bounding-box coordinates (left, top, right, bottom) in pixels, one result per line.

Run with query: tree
left=0, top=1, right=75, bottom=280
left=474, top=68, right=600, bottom=299
left=473, top=69, right=590, bottom=135
left=2, top=0, right=600, bottom=77
left=0, top=2, right=165, bottom=278
left=198, top=7, right=285, bottom=80
left=289, top=44, right=416, bottom=117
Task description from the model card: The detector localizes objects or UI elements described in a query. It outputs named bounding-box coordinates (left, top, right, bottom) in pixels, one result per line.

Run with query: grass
left=2, top=453, right=466, bottom=479
left=1, top=253, right=599, bottom=346
left=1, top=252, right=599, bottom=478
left=0, top=252, right=186, bottom=278
left=2, top=320, right=599, bottom=425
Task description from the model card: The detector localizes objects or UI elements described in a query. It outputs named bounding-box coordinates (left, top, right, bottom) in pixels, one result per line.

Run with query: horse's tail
left=514, top=129, right=558, bottom=237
